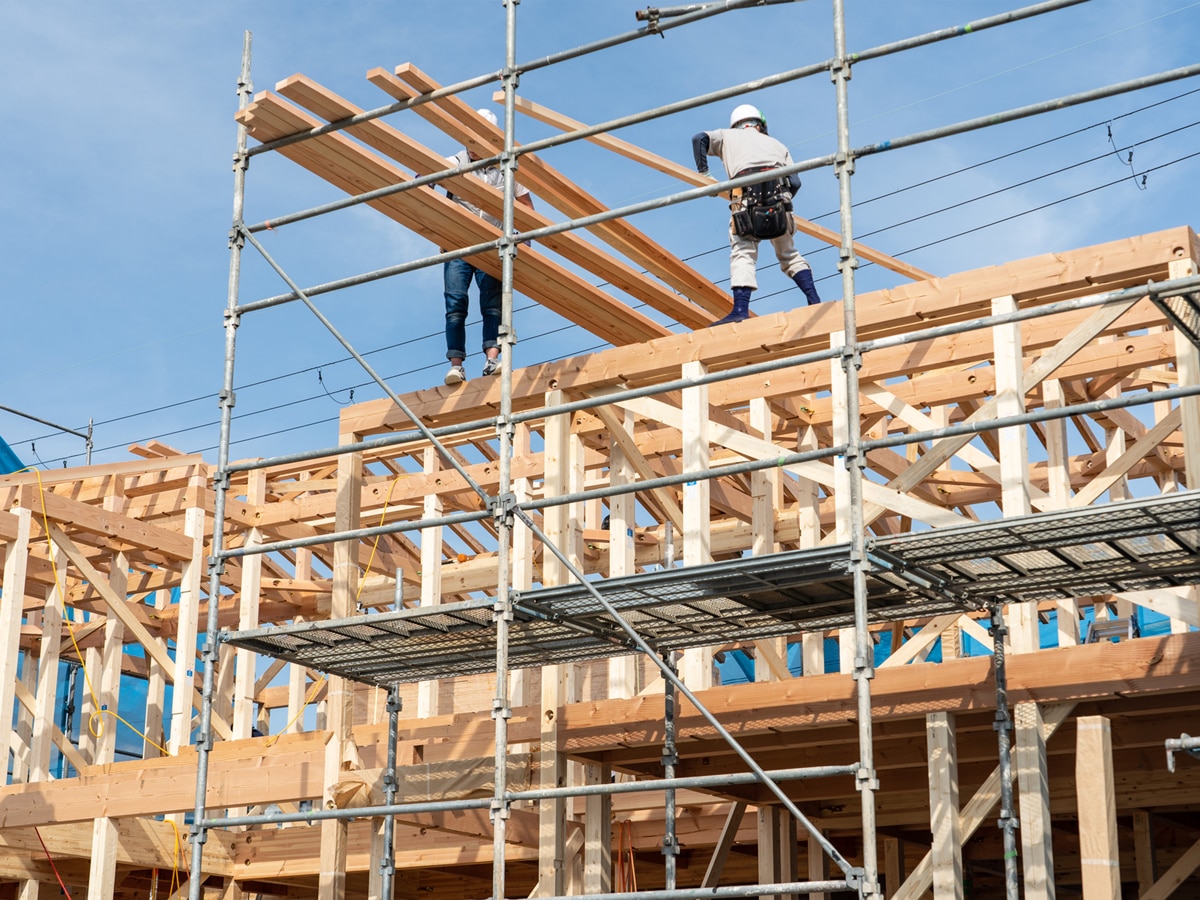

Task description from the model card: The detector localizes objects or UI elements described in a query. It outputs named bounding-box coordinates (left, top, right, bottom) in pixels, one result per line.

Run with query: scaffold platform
left=222, top=491, right=1200, bottom=687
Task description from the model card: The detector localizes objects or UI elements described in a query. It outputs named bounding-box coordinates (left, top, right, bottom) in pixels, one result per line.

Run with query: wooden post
left=607, top=408, right=638, bottom=697
left=539, top=391, right=569, bottom=898
left=829, top=333, right=855, bottom=672
left=169, top=479, right=206, bottom=753
left=0, top=508, right=31, bottom=775
left=1015, top=702, right=1055, bottom=899
left=288, top=549, right=314, bottom=734
left=144, top=588, right=169, bottom=757
left=1133, top=810, right=1156, bottom=898
left=87, top=548, right=128, bottom=900
left=758, top=805, right=782, bottom=900
left=681, top=359, right=713, bottom=688
left=751, top=397, right=787, bottom=682
left=319, top=438, right=362, bottom=900
left=233, top=469, right=266, bottom=741
left=418, top=447, right=443, bottom=718
left=1075, top=715, right=1120, bottom=899
left=882, top=836, right=903, bottom=899
left=807, top=823, right=828, bottom=900
left=583, top=758, right=613, bottom=893
left=30, top=545, right=66, bottom=782
left=1168, top=256, right=1200, bottom=635
left=927, top=712, right=963, bottom=899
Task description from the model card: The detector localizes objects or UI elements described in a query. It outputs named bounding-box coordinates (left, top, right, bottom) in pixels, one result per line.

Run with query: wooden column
left=829, top=332, right=855, bottom=673
left=143, top=588, right=170, bottom=757
left=807, top=823, right=827, bottom=900
left=758, top=805, right=782, bottom=900
left=583, top=758, right=613, bottom=894
left=926, top=712, right=962, bottom=899
left=233, top=470, right=266, bottom=740
left=796, top=422, right=824, bottom=677
left=680, top=359, right=713, bottom=688
left=1015, top=703, right=1055, bottom=899
left=87, top=546, right=128, bottom=900
left=0, top=508, right=32, bottom=775
left=1168, top=256, right=1200, bottom=634
left=30, top=545, right=66, bottom=782
left=511, top=422, right=536, bottom=711
left=993, top=295, right=1038, bottom=655
left=751, top=397, right=787, bottom=682
left=1075, top=715, right=1120, bottom=899
left=882, top=836, right=903, bottom=898
left=1133, top=810, right=1156, bottom=898
left=1043, top=379, right=1079, bottom=645
left=418, top=447, right=443, bottom=718
left=607, top=408, right=637, bottom=697
left=538, top=392, right=569, bottom=898
left=169, top=478, right=206, bottom=753
left=287, top=549, right=314, bottom=734
left=320, top=439, right=362, bottom=900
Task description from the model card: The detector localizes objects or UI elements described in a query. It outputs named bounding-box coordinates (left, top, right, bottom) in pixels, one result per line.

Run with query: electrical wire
left=17, top=89, right=1200, bottom=466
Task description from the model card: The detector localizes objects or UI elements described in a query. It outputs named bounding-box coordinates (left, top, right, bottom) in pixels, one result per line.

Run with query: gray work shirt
left=701, top=126, right=793, bottom=178
left=446, top=149, right=531, bottom=229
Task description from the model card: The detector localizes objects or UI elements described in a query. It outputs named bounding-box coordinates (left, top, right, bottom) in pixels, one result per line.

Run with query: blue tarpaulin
left=0, top=434, right=24, bottom=474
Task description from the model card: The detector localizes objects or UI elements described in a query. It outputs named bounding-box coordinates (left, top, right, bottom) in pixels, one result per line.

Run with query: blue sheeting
left=0, top=434, right=24, bottom=474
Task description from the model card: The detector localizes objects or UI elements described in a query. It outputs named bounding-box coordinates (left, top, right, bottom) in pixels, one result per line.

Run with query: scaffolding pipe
left=244, top=0, right=783, bottom=159
left=215, top=375, right=1200, bottom=562
left=491, top=5, right=520, bottom=900
left=511, top=510, right=859, bottom=884
left=188, top=30, right=253, bottom=900
left=662, top=653, right=680, bottom=891
left=988, top=607, right=1021, bottom=898
left=832, top=2, right=878, bottom=895
left=223, top=269, right=1200, bottom=477
left=200, top=763, right=859, bottom=830
left=379, top=686, right=401, bottom=900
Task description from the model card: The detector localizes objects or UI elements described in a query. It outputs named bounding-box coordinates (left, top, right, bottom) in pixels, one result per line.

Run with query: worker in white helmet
left=692, top=104, right=821, bottom=326
left=442, top=108, right=535, bottom=386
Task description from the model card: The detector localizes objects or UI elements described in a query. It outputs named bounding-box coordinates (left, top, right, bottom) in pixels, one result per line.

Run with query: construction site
left=3, top=2, right=1200, bottom=899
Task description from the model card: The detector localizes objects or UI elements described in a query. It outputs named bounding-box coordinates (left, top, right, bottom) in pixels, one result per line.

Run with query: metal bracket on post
left=491, top=491, right=517, bottom=528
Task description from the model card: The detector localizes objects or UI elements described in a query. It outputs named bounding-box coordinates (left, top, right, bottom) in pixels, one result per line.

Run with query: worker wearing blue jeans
left=444, top=258, right=502, bottom=383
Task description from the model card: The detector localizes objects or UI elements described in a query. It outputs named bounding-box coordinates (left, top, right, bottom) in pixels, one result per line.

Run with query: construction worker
left=442, top=108, right=535, bottom=386
left=692, top=104, right=821, bottom=326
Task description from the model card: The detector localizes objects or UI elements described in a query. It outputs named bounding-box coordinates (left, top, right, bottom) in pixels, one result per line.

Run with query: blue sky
left=1, top=0, right=1198, bottom=469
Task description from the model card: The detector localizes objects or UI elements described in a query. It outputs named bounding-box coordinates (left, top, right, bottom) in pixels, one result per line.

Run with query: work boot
left=793, top=269, right=822, bottom=306
left=710, top=287, right=752, bottom=327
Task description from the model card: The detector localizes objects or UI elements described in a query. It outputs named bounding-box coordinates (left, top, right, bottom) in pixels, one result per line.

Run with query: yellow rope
left=264, top=675, right=328, bottom=746
left=24, top=467, right=170, bottom=755
left=355, top=474, right=404, bottom=604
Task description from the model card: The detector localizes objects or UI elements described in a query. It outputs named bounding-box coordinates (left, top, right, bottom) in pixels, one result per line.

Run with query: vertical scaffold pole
left=989, top=606, right=1021, bottom=898
left=663, top=653, right=680, bottom=890
left=492, top=3, right=521, bottom=900
left=831, top=1, right=879, bottom=896
left=381, top=685, right=401, bottom=899
left=188, top=30, right=252, bottom=900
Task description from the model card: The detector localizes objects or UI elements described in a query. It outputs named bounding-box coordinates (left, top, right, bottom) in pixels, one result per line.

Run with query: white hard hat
left=730, top=103, right=765, bottom=129
left=476, top=108, right=499, bottom=127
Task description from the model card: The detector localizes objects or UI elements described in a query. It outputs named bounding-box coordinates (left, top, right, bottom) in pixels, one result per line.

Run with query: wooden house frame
left=2, top=5, right=1200, bottom=900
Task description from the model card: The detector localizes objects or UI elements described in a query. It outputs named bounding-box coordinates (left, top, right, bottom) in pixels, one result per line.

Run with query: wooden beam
left=500, top=92, right=936, bottom=284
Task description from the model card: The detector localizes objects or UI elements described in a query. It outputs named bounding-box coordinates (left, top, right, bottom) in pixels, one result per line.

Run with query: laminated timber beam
left=274, top=71, right=720, bottom=330
left=382, top=63, right=735, bottom=319
left=2, top=632, right=1195, bottom=831
left=497, top=90, right=936, bottom=285
left=341, top=226, right=1199, bottom=437
left=235, top=92, right=672, bottom=347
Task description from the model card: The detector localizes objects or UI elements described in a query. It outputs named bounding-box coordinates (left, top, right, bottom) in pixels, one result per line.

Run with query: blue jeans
left=444, top=259, right=501, bottom=361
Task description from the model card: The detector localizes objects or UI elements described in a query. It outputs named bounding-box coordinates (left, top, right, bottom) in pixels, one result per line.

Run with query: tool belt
left=730, top=167, right=793, bottom=240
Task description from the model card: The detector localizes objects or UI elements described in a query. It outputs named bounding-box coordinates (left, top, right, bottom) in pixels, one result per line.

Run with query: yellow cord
left=355, top=475, right=404, bottom=604
left=264, top=675, right=328, bottom=747
left=24, top=467, right=170, bottom=756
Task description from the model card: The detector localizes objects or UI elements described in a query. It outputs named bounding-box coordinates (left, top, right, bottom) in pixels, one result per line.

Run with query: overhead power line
left=21, top=89, right=1200, bottom=466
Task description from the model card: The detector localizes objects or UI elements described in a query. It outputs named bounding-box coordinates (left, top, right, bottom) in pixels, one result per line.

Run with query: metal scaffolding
left=187, top=3, right=1200, bottom=900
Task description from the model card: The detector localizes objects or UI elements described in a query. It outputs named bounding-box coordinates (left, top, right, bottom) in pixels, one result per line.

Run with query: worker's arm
left=691, top=132, right=711, bottom=175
